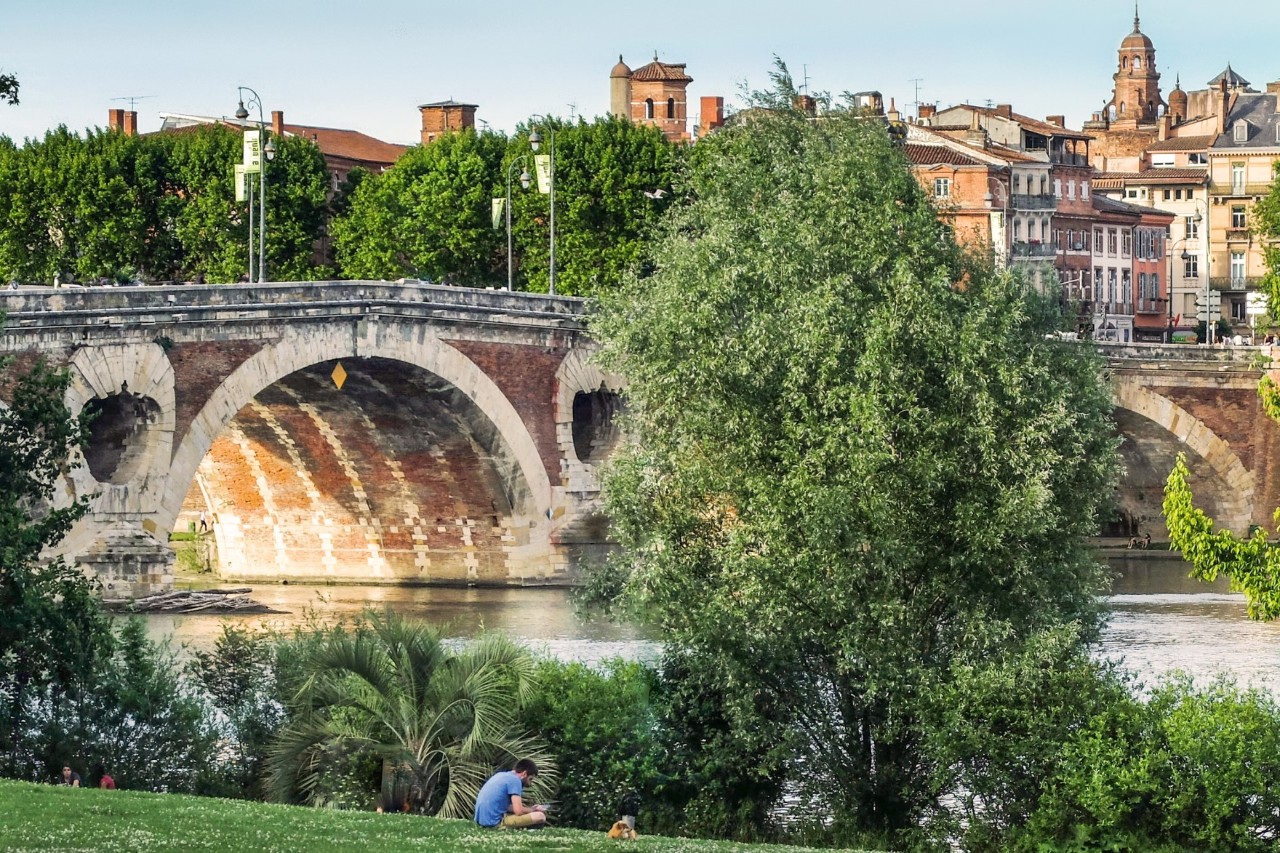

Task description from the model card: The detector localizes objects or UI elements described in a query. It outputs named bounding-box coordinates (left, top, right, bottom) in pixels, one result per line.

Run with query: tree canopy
left=592, top=69, right=1118, bottom=843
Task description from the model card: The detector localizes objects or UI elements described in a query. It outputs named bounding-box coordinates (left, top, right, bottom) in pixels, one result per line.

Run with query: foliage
left=0, top=778, right=876, bottom=853
left=592, top=63, right=1118, bottom=845
left=0, top=72, right=16, bottom=106
left=920, top=625, right=1133, bottom=851
left=186, top=624, right=285, bottom=798
left=510, top=117, right=677, bottom=296
left=1016, top=676, right=1280, bottom=852
left=0, top=354, right=105, bottom=778
left=265, top=611, right=555, bottom=817
left=332, top=129, right=508, bottom=284
left=1163, top=453, right=1280, bottom=619
left=332, top=118, right=676, bottom=294
left=518, top=659, right=666, bottom=831
left=0, top=124, right=331, bottom=284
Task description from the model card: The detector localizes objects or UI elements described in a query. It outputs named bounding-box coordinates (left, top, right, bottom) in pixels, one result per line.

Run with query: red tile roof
left=1145, top=135, right=1215, bottom=152
left=630, top=59, right=693, bottom=83
left=1093, top=168, right=1207, bottom=186
left=283, top=124, right=408, bottom=169
left=955, top=105, right=1092, bottom=139
left=904, top=142, right=985, bottom=167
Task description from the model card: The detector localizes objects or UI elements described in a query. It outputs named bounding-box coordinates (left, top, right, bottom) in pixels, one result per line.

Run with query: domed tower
left=1103, top=4, right=1165, bottom=127
left=1168, top=75, right=1188, bottom=124
left=610, top=56, right=632, bottom=120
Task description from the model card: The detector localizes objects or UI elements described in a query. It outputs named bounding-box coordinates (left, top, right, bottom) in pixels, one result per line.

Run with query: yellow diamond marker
left=331, top=362, right=347, bottom=390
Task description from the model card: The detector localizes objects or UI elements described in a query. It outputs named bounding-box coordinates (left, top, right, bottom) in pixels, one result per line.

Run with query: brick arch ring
left=158, top=322, right=554, bottom=535
left=1111, top=378, right=1254, bottom=534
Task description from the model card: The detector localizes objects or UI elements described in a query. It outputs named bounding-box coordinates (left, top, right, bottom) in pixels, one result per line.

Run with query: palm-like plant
left=265, top=611, right=555, bottom=816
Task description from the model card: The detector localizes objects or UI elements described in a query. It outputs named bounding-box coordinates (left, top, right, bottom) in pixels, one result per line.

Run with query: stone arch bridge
left=0, top=283, right=622, bottom=596
left=0, top=285, right=1275, bottom=597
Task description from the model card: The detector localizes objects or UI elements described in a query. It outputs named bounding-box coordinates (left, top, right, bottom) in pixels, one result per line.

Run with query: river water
left=138, top=556, right=1280, bottom=690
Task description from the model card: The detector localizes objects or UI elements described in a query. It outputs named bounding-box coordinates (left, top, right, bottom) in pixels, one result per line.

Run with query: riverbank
left=0, top=780, right=870, bottom=853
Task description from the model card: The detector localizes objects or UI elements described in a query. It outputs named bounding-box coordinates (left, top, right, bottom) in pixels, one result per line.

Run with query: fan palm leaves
left=266, top=611, right=555, bottom=816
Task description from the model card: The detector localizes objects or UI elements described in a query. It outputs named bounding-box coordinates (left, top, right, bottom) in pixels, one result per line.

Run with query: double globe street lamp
left=527, top=120, right=557, bottom=296
left=506, top=157, right=531, bottom=291
left=235, top=86, right=276, bottom=284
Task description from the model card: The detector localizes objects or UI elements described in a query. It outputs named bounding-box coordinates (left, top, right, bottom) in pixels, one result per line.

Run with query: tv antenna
left=112, top=95, right=156, bottom=110
left=802, top=64, right=811, bottom=94
left=908, top=78, right=924, bottom=118
left=567, top=102, right=577, bottom=120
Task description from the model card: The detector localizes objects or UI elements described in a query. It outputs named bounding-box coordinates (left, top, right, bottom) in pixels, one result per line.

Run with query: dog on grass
left=607, top=819, right=638, bottom=840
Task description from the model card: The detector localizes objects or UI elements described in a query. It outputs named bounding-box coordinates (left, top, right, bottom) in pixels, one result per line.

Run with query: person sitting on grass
left=58, top=765, right=80, bottom=787
left=473, top=758, right=547, bottom=829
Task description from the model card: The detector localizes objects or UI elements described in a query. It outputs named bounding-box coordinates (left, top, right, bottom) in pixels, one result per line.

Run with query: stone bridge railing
left=0, top=281, right=588, bottom=334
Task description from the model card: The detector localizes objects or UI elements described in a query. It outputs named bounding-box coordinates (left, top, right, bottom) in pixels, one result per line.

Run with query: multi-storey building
left=1086, top=195, right=1173, bottom=342
left=1206, top=84, right=1280, bottom=328
left=924, top=103, right=1093, bottom=294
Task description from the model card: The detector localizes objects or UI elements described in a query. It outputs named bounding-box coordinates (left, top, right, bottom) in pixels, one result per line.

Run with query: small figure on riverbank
left=59, top=765, right=81, bottom=787
left=1127, top=536, right=1139, bottom=550
left=1143, top=533, right=1151, bottom=549
left=199, top=511, right=208, bottom=533
left=474, top=758, right=547, bottom=829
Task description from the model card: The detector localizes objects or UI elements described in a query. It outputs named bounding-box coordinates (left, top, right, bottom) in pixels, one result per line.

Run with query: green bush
left=1017, top=675, right=1280, bottom=852
left=519, top=658, right=668, bottom=831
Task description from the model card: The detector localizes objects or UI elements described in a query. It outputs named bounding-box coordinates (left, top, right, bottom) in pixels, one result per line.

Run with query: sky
left=3, top=0, right=1280, bottom=146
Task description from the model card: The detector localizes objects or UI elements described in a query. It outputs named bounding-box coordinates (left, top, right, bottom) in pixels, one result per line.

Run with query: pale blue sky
left=2, top=0, right=1278, bottom=146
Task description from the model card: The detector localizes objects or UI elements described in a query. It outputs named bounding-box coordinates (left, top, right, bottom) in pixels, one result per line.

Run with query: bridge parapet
left=0, top=281, right=588, bottom=335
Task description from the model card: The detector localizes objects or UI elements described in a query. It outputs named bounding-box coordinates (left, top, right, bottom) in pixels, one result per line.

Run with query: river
left=137, top=556, right=1280, bottom=690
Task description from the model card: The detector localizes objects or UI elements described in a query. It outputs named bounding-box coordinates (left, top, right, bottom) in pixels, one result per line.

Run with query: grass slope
left=0, top=780, right=866, bottom=852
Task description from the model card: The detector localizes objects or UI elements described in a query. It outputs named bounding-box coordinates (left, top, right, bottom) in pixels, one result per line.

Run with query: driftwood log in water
left=103, top=588, right=277, bottom=614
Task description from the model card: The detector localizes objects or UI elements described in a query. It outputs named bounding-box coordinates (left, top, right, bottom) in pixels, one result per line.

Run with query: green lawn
left=0, top=780, right=864, bottom=852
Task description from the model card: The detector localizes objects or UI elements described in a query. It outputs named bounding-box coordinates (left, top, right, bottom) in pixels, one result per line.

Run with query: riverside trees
left=592, top=70, right=1120, bottom=847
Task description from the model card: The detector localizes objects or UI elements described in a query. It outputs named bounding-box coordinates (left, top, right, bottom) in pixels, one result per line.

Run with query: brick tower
left=1103, top=4, right=1165, bottom=128
left=617, top=53, right=692, bottom=142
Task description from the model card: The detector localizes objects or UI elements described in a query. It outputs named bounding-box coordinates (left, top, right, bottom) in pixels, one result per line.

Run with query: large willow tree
left=593, top=69, right=1118, bottom=844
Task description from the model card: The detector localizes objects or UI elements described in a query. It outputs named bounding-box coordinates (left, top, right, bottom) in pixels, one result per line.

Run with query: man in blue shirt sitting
left=473, top=758, right=547, bottom=829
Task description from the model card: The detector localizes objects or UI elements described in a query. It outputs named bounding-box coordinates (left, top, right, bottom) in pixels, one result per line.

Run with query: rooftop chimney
left=1268, top=81, right=1280, bottom=96
left=122, top=111, right=137, bottom=137
left=995, top=104, right=1013, bottom=119
left=108, top=108, right=125, bottom=132
left=272, top=110, right=285, bottom=136
left=698, top=96, right=725, bottom=137
left=886, top=98, right=901, bottom=123
left=917, top=103, right=936, bottom=121
left=1046, top=115, right=1065, bottom=127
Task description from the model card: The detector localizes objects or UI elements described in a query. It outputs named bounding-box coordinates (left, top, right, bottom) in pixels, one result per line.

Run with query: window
left=645, top=98, right=654, bottom=119
left=1151, top=153, right=1176, bottom=168
left=1185, top=214, right=1199, bottom=239
left=1153, top=232, right=1162, bottom=258
left=1127, top=189, right=1139, bottom=198
left=1232, top=163, right=1245, bottom=193
left=1040, top=176, right=1048, bottom=195
left=1013, top=174, right=1021, bottom=193
left=1041, top=220, right=1049, bottom=241
left=1138, top=272, right=1147, bottom=298
left=934, top=177, right=951, bottom=198
left=667, top=97, right=676, bottom=119
left=1231, top=251, right=1246, bottom=285
left=1163, top=189, right=1171, bottom=200
left=1094, top=229, right=1103, bottom=254
left=1175, top=189, right=1183, bottom=199
left=1108, top=229, right=1118, bottom=255
left=1095, top=267, right=1104, bottom=293
left=1187, top=187, right=1196, bottom=198
left=1151, top=272, right=1160, bottom=299
left=1234, top=120, right=1250, bottom=143
left=1068, top=180, right=1075, bottom=199
left=1122, top=269, right=1132, bottom=302
left=1188, top=153, right=1207, bottom=165
left=1232, top=205, right=1247, bottom=228
left=1184, top=254, right=1199, bottom=278
left=1054, top=179, right=1062, bottom=198
left=1122, top=231, right=1131, bottom=257
left=1134, top=55, right=1142, bottom=69
left=1013, top=219, right=1021, bottom=240
left=1232, top=299, right=1247, bottom=321
left=1108, top=268, right=1118, bottom=301
left=1082, top=180, right=1090, bottom=199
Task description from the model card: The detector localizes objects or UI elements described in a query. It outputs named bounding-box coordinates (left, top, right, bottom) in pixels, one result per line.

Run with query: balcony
left=1098, top=302, right=1134, bottom=316
left=1225, top=227, right=1252, bottom=242
left=1011, top=241, right=1057, bottom=258
left=1010, top=193, right=1056, bottom=211
left=1136, top=298, right=1168, bottom=314
left=1209, top=276, right=1265, bottom=291
left=1210, top=182, right=1273, bottom=197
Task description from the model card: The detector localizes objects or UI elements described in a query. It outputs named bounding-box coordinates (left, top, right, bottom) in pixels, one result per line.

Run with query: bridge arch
left=1111, top=378, right=1254, bottom=534
left=160, top=320, right=555, bottom=581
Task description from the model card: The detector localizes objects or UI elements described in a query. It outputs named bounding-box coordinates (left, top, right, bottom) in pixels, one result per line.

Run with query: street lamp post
left=506, top=157, right=531, bottom=291
left=235, top=87, right=276, bottom=284
left=528, top=121, right=556, bottom=295
left=1166, top=237, right=1192, bottom=344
